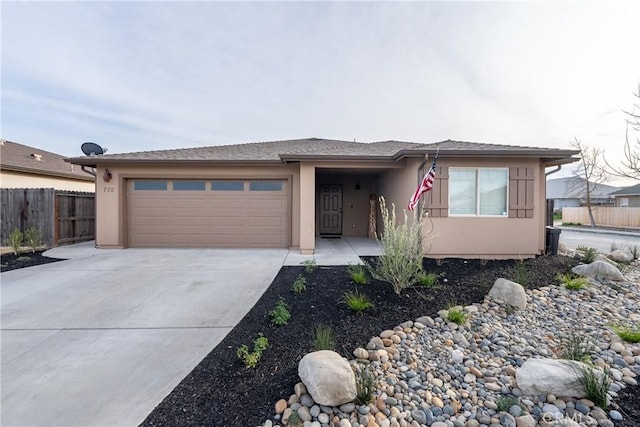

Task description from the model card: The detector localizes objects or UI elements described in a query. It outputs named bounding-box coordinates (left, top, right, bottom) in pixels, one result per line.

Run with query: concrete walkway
left=284, top=236, right=381, bottom=266
left=1, top=243, right=289, bottom=427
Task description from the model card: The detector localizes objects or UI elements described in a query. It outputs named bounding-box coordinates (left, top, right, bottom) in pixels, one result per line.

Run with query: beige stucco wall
left=0, top=170, right=95, bottom=192
left=94, top=163, right=300, bottom=248
left=426, top=158, right=544, bottom=258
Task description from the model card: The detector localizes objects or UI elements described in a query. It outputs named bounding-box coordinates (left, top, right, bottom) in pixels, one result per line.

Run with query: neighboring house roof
left=1, top=139, right=94, bottom=181
left=546, top=176, right=619, bottom=199
left=609, top=183, right=640, bottom=196
left=68, top=137, right=579, bottom=166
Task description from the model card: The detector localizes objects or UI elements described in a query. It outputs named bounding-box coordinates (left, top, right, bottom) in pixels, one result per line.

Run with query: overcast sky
left=2, top=1, right=639, bottom=181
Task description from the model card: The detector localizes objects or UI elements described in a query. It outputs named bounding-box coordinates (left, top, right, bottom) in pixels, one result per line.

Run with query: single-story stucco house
left=546, top=176, right=618, bottom=211
left=67, top=138, right=579, bottom=258
left=609, top=183, right=640, bottom=207
left=1, top=139, right=95, bottom=191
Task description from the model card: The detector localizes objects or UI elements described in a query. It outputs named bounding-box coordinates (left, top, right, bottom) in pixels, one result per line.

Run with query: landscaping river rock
left=262, top=261, right=640, bottom=427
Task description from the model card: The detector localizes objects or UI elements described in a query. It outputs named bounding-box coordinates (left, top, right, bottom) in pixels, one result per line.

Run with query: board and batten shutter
left=509, top=167, right=535, bottom=218
left=427, top=166, right=449, bottom=217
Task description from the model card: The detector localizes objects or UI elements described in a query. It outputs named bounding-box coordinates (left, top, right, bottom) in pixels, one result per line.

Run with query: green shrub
left=24, top=227, right=41, bottom=253
left=287, top=410, right=302, bottom=427
left=512, top=259, right=528, bottom=286
left=447, top=306, right=468, bottom=325
left=300, top=259, right=317, bottom=273
left=576, top=245, right=597, bottom=264
left=237, top=333, right=269, bottom=368
left=496, top=395, right=521, bottom=413
left=368, top=196, right=426, bottom=295
left=5, top=228, right=24, bottom=256
left=355, top=365, right=376, bottom=405
left=347, top=263, right=368, bottom=284
left=612, top=324, right=640, bottom=343
left=557, top=273, right=589, bottom=291
left=291, top=275, right=307, bottom=293
left=556, top=331, right=592, bottom=362
left=341, top=290, right=374, bottom=313
left=313, top=323, right=335, bottom=351
left=418, top=272, right=438, bottom=287
left=269, top=298, right=291, bottom=325
left=579, top=365, right=611, bottom=409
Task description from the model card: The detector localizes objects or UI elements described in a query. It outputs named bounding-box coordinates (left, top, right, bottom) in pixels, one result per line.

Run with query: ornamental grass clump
left=341, top=290, right=374, bottom=313
left=579, top=365, right=611, bottom=409
left=354, top=365, right=376, bottom=405
left=612, top=324, right=640, bottom=343
left=5, top=228, right=24, bottom=256
left=347, top=263, right=368, bottom=284
left=368, top=196, right=426, bottom=295
left=24, top=227, right=42, bottom=253
left=312, top=323, right=335, bottom=351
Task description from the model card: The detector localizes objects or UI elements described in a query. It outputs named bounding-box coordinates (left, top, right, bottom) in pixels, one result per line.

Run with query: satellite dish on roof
left=81, top=142, right=107, bottom=156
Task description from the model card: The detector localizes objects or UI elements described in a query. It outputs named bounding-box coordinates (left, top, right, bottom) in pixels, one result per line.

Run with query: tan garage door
left=127, top=179, right=289, bottom=248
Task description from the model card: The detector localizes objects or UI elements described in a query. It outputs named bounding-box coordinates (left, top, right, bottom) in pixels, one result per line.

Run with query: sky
left=2, top=1, right=639, bottom=183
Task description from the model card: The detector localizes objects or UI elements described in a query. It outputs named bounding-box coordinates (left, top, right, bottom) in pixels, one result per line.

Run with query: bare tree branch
left=605, top=84, right=640, bottom=180
left=570, top=139, right=610, bottom=227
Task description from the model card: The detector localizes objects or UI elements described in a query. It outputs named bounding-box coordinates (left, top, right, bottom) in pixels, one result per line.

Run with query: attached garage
left=126, top=179, right=290, bottom=248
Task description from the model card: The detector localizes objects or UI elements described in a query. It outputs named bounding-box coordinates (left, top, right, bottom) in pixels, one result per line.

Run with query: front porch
left=284, top=236, right=381, bottom=266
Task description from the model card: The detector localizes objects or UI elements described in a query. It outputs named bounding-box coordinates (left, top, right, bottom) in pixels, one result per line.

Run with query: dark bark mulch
left=614, top=383, right=640, bottom=427
left=0, top=250, right=65, bottom=272
left=140, top=255, right=638, bottom=427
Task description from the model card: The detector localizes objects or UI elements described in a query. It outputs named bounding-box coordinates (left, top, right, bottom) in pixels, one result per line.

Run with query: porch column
left=299, top=162, right=315, bottom=254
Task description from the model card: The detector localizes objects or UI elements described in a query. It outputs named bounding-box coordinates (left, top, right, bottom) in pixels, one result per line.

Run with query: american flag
left=407, top=158, right=437, bottom=211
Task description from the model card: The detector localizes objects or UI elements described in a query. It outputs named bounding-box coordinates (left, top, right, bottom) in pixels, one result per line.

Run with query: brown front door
left=319, top=185, right=342, bottom=235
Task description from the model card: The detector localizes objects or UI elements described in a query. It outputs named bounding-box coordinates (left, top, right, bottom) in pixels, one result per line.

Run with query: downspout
left=545, top=165, right=561, bottom=177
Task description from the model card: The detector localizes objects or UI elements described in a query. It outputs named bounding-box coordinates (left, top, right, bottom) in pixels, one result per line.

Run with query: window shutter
left=427, top=166, right=449, bottom=217
left=509, top=167, right=534, bottom=218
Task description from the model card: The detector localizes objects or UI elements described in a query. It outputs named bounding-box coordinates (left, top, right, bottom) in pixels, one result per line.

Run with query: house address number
left=103, top=186, right=115, bottom=193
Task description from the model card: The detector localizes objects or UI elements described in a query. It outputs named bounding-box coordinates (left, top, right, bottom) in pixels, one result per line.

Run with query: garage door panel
left=128, top=179, right=289, bottom=248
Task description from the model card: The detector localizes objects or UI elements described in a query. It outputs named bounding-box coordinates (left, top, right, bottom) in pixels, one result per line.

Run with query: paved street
left=558, top=228, right=639, bottom=253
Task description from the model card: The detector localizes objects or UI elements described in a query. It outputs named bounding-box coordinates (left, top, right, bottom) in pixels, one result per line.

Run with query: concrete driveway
left=1, top=242, right=288, bottom=427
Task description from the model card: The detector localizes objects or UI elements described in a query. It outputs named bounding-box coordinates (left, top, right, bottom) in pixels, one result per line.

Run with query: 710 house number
left=103, top=186, right=115, bottom=193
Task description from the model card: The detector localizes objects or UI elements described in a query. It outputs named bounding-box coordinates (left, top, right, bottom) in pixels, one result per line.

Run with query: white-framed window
left=449, top=168, right=508, bottom=216
left=621, top=197, right=629, bottom=207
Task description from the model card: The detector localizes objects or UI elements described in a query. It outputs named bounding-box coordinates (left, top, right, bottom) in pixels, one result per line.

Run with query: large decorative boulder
left=558, top=241, right=571, bottom=256
left=595, top=254, right=618, bottom=267
left=572, top=261, right=623, bottom=281
left=608, top=249, right=634, bottom=263
left=298, top=350, right=356, bottom=406
left=488, top=278, right=527, bottom=310
left=516, top=358, right=597, bottom=397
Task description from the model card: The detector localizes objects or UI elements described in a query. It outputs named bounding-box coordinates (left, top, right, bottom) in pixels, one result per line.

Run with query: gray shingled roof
left=609, top=183, right=640, bottom=196
left=67, top=137, right=579, bottom=165
left=1, top=139, right=94, bottom=181
left=546, top=177, right=619, bottom=199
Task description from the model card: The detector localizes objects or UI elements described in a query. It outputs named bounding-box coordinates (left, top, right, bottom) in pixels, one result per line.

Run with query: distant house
left=0, top=140, right=94, bottom=192
left=546, top=176, right=618, bottom=211
left=68, top=137, right=579, bottom=258
left=609, top=183, right=640, bottom=207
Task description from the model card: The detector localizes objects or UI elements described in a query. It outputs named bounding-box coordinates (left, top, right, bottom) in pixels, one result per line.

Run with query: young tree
left=606, top=84, right=640, bottom=180
left=570, top=139, right=610, bottom=227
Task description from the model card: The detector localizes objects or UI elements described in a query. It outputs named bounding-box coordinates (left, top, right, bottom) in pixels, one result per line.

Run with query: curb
left=556, top=226, right=640, bottom=238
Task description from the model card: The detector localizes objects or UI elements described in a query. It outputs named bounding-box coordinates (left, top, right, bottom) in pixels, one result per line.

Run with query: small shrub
left=355, top=365, right=376, bottom=405
left=341, top=290, right=374, bottom=313
left=24, top=227, right=42, bottom=253
left=300, top=259, right=317, bottom=273
left=313, top=323, right=335, bottom=351
left=291, top=275, right=307, bottom=293
left=368, top=196, right=426, bottom=295
left=237, top=333, right=269, bottom=368
left=556, top=331, right=592, bottom=362
left=576, top=245, right=597, bottom=264
left=612, top=324, right=640, bottom=343
left=579, top=365, right=611, bottom=409
left=418, top=272, right=438, bottom=287
left=447, top=305, right=468, bottom=325
left=557, top=273, right=589, bottom=291
left=496, top=395, right=520, bottom=413
left=5, top=228, right=24, bottom=256
left=287, top=410, right=302, bottom=427
left=512, top=259, right=528, bottom=286
left=347, top=263, right=368, bottom=284
left=269, top=298, right=291, bottom=325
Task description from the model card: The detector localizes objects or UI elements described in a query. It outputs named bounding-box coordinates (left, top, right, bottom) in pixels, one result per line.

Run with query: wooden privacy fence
left=562, top=207, right=640, bottom=229
left=1, top=188, right=95, bottom=247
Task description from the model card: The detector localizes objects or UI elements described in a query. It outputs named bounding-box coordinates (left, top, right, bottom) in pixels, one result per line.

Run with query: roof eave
left=1, top=164, right=95, bottom=181
left=66, top=157, right=285, bottom=166
left=279, top=154, right=397, bottom=162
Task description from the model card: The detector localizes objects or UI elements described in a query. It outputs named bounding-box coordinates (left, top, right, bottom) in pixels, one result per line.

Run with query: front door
left=319, top=185, right=342, bottom=235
